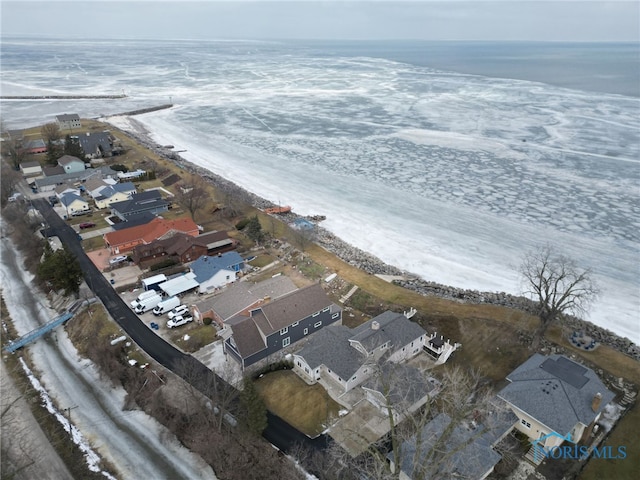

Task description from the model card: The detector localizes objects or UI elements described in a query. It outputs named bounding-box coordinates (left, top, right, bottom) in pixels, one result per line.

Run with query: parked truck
left=152, top=296, right=180, bottom=316
left=130, top=290, right=159, bottom=310
left=142, top=274, right=168, bottom=291
left=134, top=294, right=163, bottom=314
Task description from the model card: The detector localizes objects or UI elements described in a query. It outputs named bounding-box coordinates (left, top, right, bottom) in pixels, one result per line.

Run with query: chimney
left=591, top=392, right=602, bottom=412
left=371, top=321, right=380, bottom=330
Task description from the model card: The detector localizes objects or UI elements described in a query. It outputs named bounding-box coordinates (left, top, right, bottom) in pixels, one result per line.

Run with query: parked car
left=8, top=192, right=22, bottom=202
left=167, top=314, right=193, bottom=329
left=167, top=304, right=189, bottom=320
left=109, top=255, right=128, bottom=265
left=79, top=222, right=96, bottom=229
left=48, top=196, right=59, bottom=206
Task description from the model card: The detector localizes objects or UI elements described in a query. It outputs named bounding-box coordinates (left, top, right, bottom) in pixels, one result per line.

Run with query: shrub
left=235, top=218, right=250, bottom=231
left=203, top=317, right=213, bottom=326
left=110, top=163, right=129, bottom=172
left=150, top=258, right=178, bottom=271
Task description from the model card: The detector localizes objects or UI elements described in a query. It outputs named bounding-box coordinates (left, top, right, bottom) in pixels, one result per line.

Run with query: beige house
left=60, top=193, right=89, bottom=216
left=498, top=354, right=615, bottom=452
left=95, top=190, right=130, bottom=209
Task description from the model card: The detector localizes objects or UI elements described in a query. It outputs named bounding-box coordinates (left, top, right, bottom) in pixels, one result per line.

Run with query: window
left=322, top=307, right=330, bottom=312
left=282, top=337, right=290, bottom=347
left=314, top=321, right=322, bottom=328
left=304, top=328, right=309, bottom=335
left=332, top=312, right=340, bottom=319
left=280, top=327, right=288, bottom=335
left=312, top=311, right=319, bottom=317
left=521, top=419, right=531, bottom=429
left=292, top=321, right=299, bottom=327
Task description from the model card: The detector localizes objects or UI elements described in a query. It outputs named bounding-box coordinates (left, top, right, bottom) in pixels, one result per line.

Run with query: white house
left=293, top=311, right=431, bottom=394
left=55, top=183, right=81, bottom=199
left=190, top=252, right=244, bottom=294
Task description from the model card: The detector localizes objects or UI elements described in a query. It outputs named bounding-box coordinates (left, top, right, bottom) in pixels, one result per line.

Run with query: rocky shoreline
left=111, top=116, right=640, bottom=362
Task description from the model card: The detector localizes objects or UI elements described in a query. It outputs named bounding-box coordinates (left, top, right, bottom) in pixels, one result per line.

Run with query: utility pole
left=65, top=405, right=78, bottom=440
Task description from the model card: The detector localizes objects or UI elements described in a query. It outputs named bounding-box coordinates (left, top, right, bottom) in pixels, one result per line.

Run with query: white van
left=130, top=290, right=160, bottom=309
left=152, top=296, right=180, bottom=316
left=134, top=294, right=163, bottom=314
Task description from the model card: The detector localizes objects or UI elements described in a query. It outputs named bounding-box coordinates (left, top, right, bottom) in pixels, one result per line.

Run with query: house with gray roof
left=20, top=161, right=43, bottom=179
left=94, top=182, right=137, bottom=209
left=498, top=354, right=615, bottom=451
left=293, top=311, right=429, bottom=394
left=224, top=283, right=342, bottom=370
left=72, top=131, right=112, bottom=159
left=57, top=155, right=85, bottom=173
left=59, top=193, right=89, bottom=216
left=192, top=275, right=297, bottom=327
left=34, top=166, right=117, bottom=192
left=56, top=113, right=81, bottom=130
left=389, top=407, right=517, bottom=480
left=190, top=252, right=244, bottom=294
left=110, top=190, right=169, bottom=220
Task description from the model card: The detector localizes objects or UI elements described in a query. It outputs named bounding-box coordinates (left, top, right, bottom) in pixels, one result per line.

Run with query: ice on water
left=2, top=39, right=638, bottom=343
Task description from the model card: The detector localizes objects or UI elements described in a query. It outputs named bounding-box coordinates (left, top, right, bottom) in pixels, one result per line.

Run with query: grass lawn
left=170, top=324, right=218, bottom=353
left=255, top=370, right=341, bottom=438
left=248, top=253, right=276, bottom=268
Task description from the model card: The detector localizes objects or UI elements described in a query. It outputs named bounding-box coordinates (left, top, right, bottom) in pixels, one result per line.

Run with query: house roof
left=253, top=283, right=335, bottom=336
left=111, top=212, right=158, bottom=231
left=158, top=272, right=199, bottom=297
left=95, top=182, right=136, bottom=200
left=24, top=139, right=46, bottom=150
left=229, top=315, right=267, bottom=358
left=54, top=183, right=79, bottom=195
left=58, top=155, right=84, bottom=167
left=36, top=166, right=117, bottom=187
left=392, top=410, right=514, bottom=480
left=110, top=190, right=168, bottom=215
left=42, top=166, right=66, bottom=177
left=20, top=161, right=41, bottom=169
left=296, top=325, right=364, bottom=380
left=498, top=354, right=616, bottom=435
left=196, top=230, right=236, bottom=250
left=195, top=275, right=297, bottom=321
left=103, top=216, right=199, bottom=248
left=56, top=113, right=80, bottom=122
left=350, top=311, right=427, bottom=353
left=362, top=362, right=436, bottom=408
left=74, top=132, right=112, bottom=156
left=191, top=252, right=244, bottom=283
left=60, top=192, right=87, bottom=207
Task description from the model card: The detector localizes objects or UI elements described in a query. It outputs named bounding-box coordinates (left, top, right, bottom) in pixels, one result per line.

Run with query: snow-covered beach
left=1, top=38, right=638, bottom=344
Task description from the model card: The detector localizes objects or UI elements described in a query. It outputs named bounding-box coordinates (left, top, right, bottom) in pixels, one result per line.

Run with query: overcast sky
left=1, top=1, right=638, bottom=42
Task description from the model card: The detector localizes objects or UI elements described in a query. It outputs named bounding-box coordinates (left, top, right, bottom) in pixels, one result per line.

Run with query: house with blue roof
left=59, top=193, right=89, bottom=216
left=94, top=182, right=137, bottom=209
left=190, top=252, right=245, bottom=294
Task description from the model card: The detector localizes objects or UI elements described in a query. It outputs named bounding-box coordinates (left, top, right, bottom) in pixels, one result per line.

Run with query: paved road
left=33, top=198, right=328, bottom=454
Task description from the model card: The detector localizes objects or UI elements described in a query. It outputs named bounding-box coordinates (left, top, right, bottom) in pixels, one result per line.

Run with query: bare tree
left=175, top=176, right=208, bottom=220
left=1, top=135, right=26, bottom=170
left=520, top=244, right=599, bottom=345
left=41, top=122, right=61, bottom=143
left=1, top=162, right=22, bottom=206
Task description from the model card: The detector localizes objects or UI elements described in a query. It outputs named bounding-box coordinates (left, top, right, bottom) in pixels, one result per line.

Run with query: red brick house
left=103, top=217, right=199, bottom=255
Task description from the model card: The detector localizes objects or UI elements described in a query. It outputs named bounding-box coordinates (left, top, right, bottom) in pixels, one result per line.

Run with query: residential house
left=74, top=131, right=112, bottom=159
left=59, top=193, right=90, bottom=216
left=94, top=182, right=137, bottom=209
left=57, top=155, right=85, bottom=174
left=23, top=139, right=47, bottom=154
left=56, top=114, right=81, bottom=131
left=84, top=176, right=115, bottom=199
left=362, top=362, right=440, bottom=423
left=34, top=166, right=117, bottom=193
left=389, top=408, right=516, bottom=480
left=293, top=311, right=429, bottom=394
left=497, top=354, right=615, bottom=451
left=55, top=183, right=81, bottom=199
left=110, top=190, right=169, bottom=220
left=132, top=232, right=209, bottom=267
left=20, top=161, right=43, bottom=179
left=190, top=252, right=245, bottom=294
left=103, top=216, right=199, bottom=254
left=111, top=212, right=157, bottom=231
left=224, top=283, right=341, bottom=370
left=42, top=165, right=65, bottom=177
left=191, top=275, right=297, bottom=327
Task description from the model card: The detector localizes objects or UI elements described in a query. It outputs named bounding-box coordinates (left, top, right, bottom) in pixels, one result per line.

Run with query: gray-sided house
left=224, top=283, right=342, bottom=371
left=56, top=113, right=81, bottom=130
left=293, top=311, right=430, bottom=394
left=57, top=155, right=85, bottom=174
left=34, top=166, right=117, bottom=193
left=192, top=275, right=297, bottom=327
left=498, top=354, right=615, bottom=452
left=110, top=190, right=169, bottom=221
left=190, top=252, right=244, bottom=294
left=389, top=407, right=517, bottom=480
